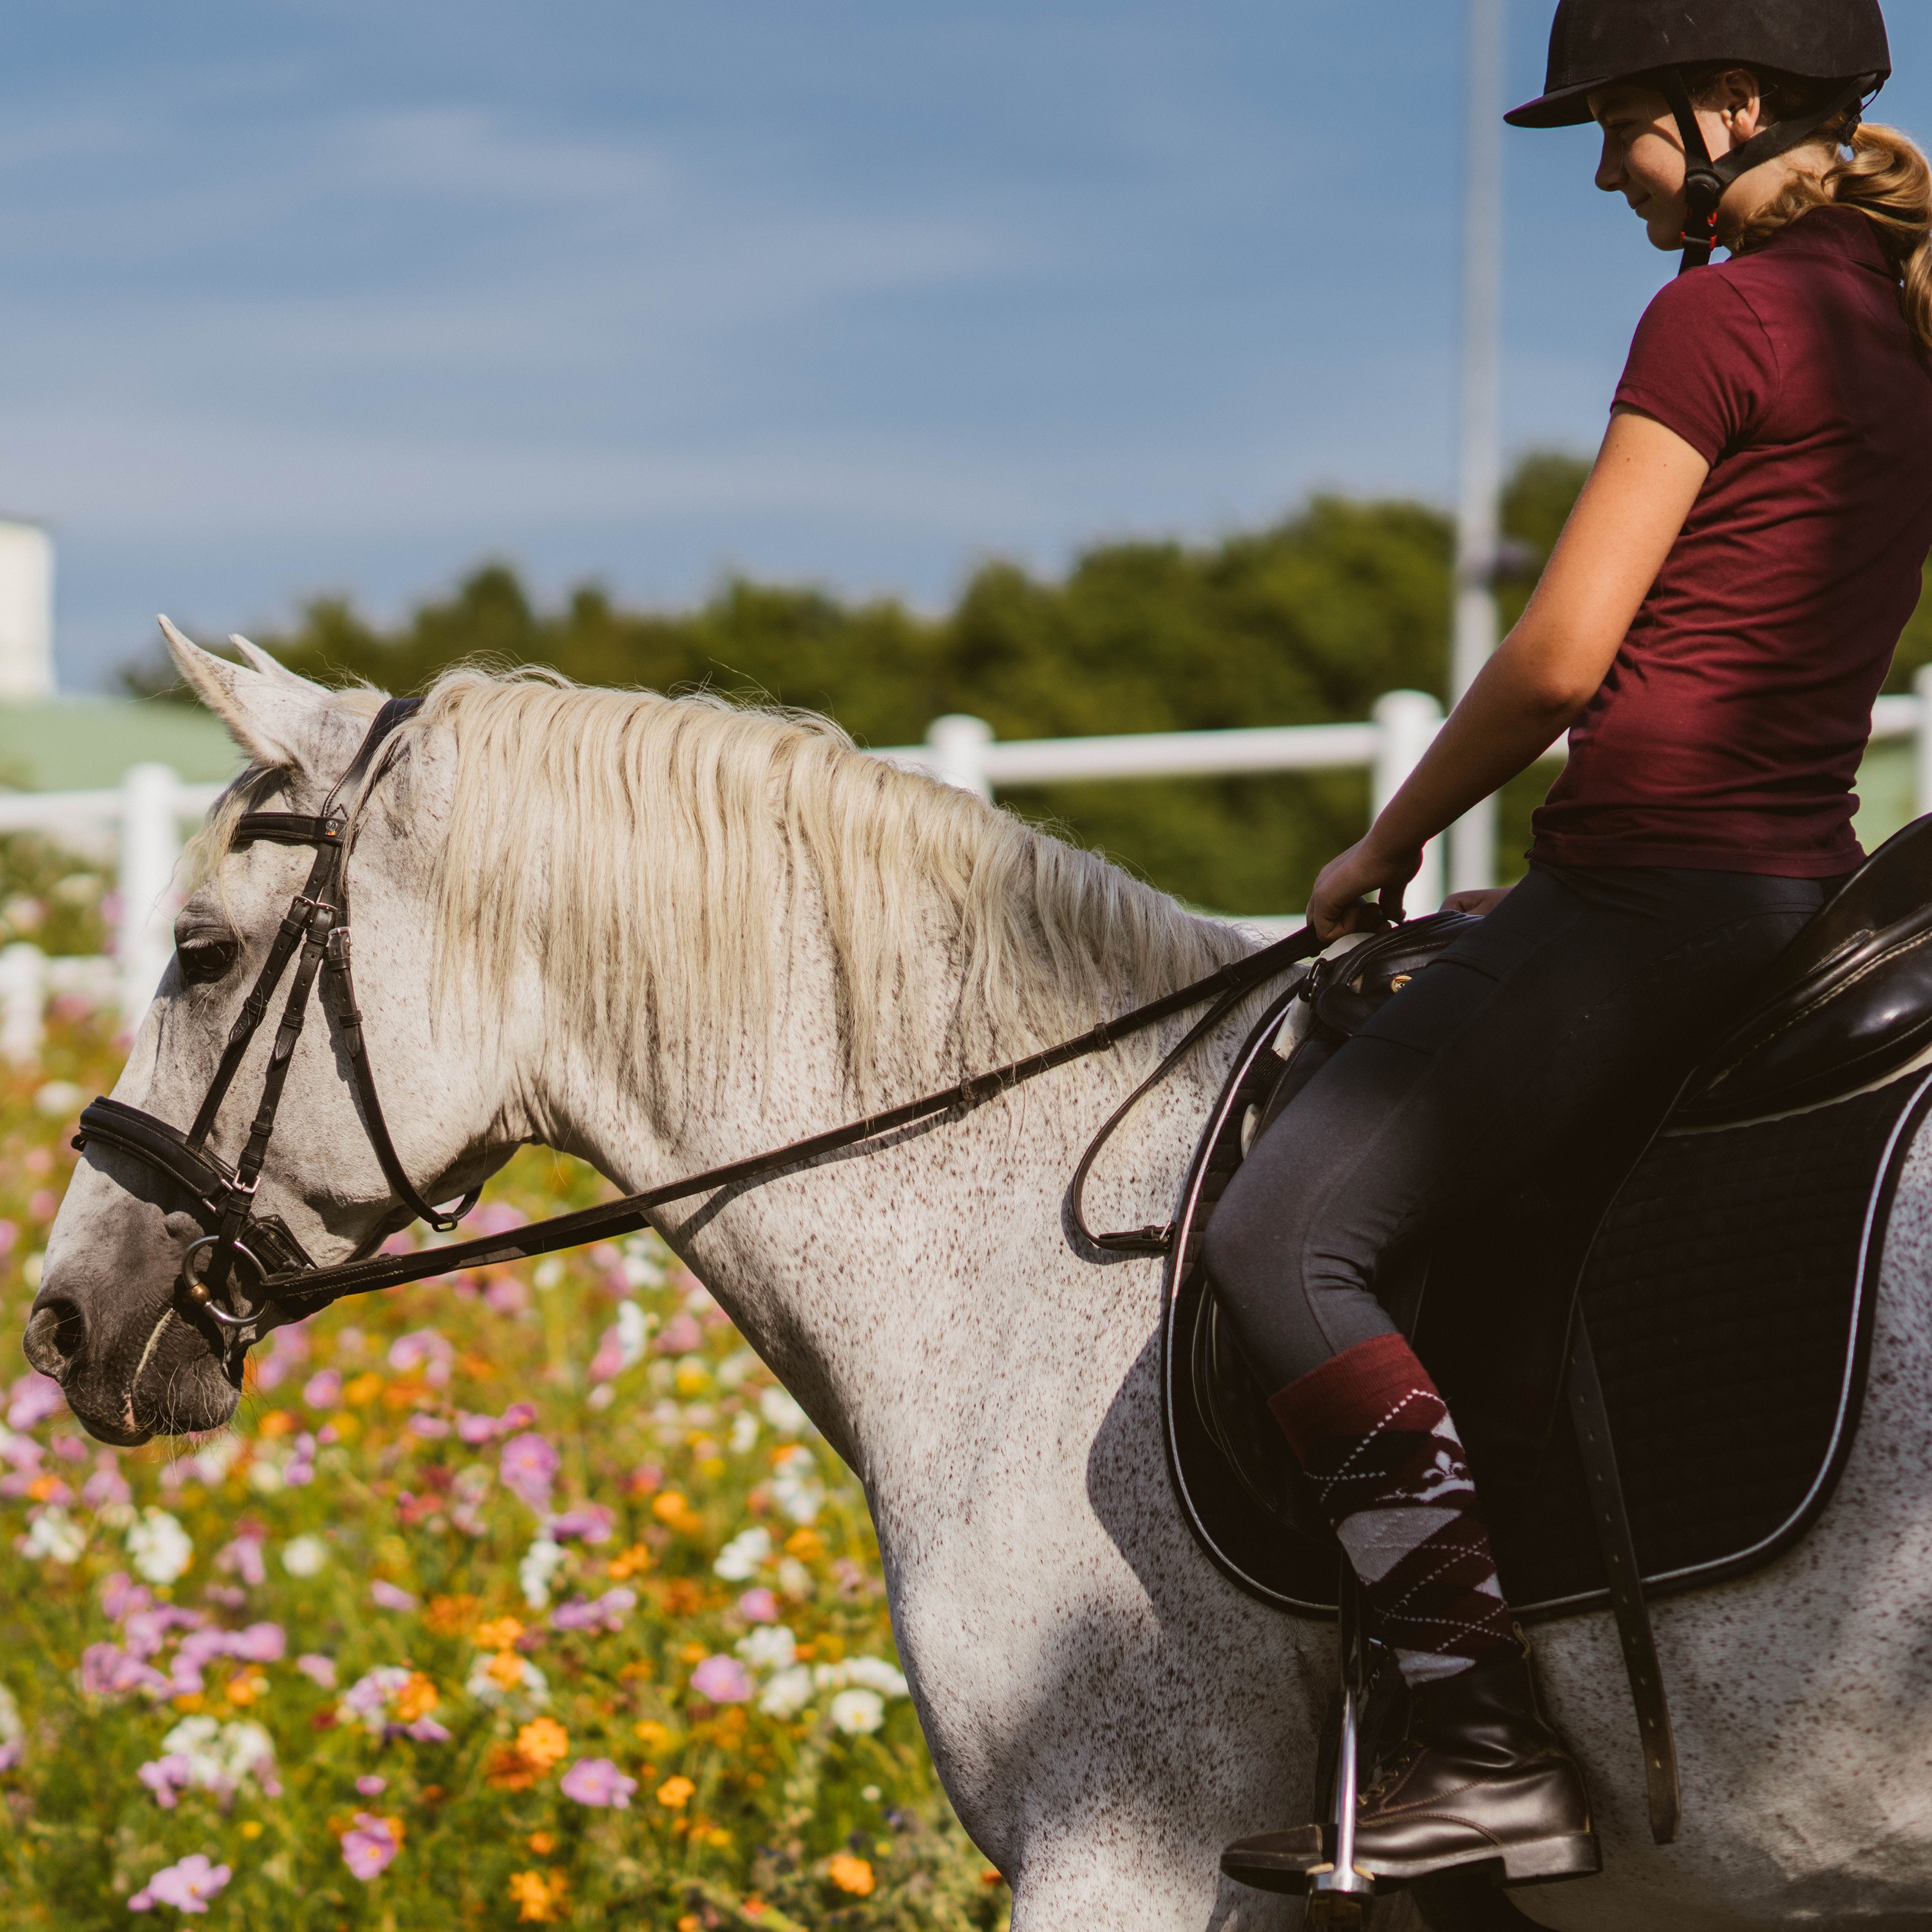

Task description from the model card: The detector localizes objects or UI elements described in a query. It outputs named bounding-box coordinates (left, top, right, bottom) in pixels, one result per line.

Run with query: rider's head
left=1509, top=0, right=1930, bottom=350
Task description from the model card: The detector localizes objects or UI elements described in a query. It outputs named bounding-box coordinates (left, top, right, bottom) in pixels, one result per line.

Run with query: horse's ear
left=227, top=633, right=328, bottom=694
left=158, top=616, right=340, bottom=771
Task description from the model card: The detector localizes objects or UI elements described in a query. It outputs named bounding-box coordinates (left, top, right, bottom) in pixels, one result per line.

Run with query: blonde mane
left=214, top=668, right=1253, bottom=1118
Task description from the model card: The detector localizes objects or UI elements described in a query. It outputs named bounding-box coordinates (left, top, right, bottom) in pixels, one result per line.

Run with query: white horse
left=31, top=631, right=1932, bottom=1932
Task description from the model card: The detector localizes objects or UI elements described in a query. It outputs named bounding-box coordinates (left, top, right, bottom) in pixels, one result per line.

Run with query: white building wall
left=0, top=524, right=54, bottom=699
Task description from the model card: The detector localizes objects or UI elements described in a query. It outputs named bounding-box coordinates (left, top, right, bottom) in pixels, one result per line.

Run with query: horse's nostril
left=23, top=1300, right=85, bottom=1382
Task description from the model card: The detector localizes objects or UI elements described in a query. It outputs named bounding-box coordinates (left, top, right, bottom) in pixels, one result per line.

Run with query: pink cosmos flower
left=455, top=1411, right=500, bottom=1446
left=82, top=1464, right=131, bottom=1511
left=302, top=1368, right=343, bottom=1410
left=499, top=1432, right=559, bottom=1511
left=388, top=1329, right=454, bottom=1387
left=545, top=1504, right=612, bottom=1544
left=484, top=1276, right=528, bottom=1315
left=560, top=1757, right=638, bottom=1808
left=6, top=1374, right=64, bottom=1431
left=296, top=1653, right=337, bottom=1689
left=589, top=1328, right=627, bottom=1381
left=0, top=1739, right=22, bottom=1772
left=406, top=1414, right=451, bottom=1439
left=551, top=1587, right=636, bottom=1634
left=79, top=1642, right=169, bottom=1699
left=137, top=1754, right=193, bottom=1808
left=737, top=1587, right=781, bottom=1624
left=689, top=1654, right=754, bottom=1704
left=341, top=1812, right=401, bottom=1881
left=356, top=1774, right=387, bottom=1797
left=251, top=1327, right=308, bottom=1392
left=128, top=1853, right=231, bottom=1913
left=216, top=1531, right=267, bottom=1589
left=370, top=1581, right=419, bottom=1613
left=657, top=1313, right=703, bottom=1356
left=51, top=1434, right=86, bottom=1463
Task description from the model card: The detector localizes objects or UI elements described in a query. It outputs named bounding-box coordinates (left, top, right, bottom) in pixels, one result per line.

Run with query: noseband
left=74, top=697, right=1323, bottom=1368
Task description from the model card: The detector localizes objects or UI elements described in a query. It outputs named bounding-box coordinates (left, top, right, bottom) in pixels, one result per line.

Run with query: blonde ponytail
left=1734, top=118, right=1932, bottom=355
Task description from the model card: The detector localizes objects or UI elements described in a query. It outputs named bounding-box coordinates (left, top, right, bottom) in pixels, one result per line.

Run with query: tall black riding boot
left=1222, top=1642, right=1599, bottom=1891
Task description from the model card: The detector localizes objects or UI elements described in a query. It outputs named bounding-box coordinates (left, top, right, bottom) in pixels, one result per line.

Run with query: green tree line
left=128, top=453, right=1932, bottom=916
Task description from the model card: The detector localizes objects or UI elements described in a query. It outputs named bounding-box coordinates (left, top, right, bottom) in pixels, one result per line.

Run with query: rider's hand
left=1307, top=836, right=1423, bottom=943
left=1442, top=885, right=1514, bottom=917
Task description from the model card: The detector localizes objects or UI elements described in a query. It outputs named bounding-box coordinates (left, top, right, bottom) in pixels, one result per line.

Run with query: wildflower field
left=0, top=1016, right=1007, bottom=1931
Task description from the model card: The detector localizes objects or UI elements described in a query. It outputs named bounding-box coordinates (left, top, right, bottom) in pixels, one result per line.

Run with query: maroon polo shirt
left=1530, top=205, right=1932, bottom=876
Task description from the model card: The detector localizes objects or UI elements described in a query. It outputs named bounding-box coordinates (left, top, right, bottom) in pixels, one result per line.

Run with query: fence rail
left=1, top=670, right=1927, bottom=1063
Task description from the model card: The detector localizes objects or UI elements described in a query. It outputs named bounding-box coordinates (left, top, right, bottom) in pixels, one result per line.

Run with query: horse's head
left=25, top=624, right=519, bottom=1444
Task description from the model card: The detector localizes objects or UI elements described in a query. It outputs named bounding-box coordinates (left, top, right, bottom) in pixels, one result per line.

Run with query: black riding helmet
left=1508, top=0, right=1892, bottom=271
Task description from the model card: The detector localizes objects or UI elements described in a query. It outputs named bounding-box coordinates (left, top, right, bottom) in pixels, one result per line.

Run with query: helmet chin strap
left=1658, top=70, right=1881, bottom=275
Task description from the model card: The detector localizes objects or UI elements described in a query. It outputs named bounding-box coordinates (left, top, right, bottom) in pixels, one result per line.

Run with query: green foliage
left=0, top=1028, right=1007, bottom=1929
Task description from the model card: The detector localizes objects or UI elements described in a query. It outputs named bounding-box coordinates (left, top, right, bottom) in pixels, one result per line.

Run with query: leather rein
left=73, top=699, right=1321, bottom=1363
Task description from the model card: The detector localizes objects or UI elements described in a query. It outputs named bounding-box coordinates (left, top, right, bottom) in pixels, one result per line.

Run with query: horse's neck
left=553, top=921, right=1242, bottom=1481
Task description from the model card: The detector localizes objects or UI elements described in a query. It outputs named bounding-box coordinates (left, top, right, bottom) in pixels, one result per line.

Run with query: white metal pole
left=1373, top=690, right=1446, bottom=914
left=118, top=762, right=181, bottom=1034
left=1448, top=0, right=1506, bottom=895
left=925, top=714, right=996, bottom=800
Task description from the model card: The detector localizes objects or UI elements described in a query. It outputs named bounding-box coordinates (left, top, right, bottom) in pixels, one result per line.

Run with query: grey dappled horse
left=32, top=630, right=1932, bottom=1931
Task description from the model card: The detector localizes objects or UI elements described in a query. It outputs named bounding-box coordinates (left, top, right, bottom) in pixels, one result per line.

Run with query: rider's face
left=1589, top=77, right=1766, bottom=254
left=1590, top=84, right=1698, bottom=252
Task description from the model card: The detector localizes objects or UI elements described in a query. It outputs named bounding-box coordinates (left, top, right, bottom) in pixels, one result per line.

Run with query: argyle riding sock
left=1268, top=1332, right=1516, bottom=1686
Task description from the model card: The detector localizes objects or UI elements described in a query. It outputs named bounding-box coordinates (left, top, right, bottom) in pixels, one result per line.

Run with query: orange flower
left=516, top=1717, right=569, bottom=1773
left=634, top=1719, right=674, bottom=1751
left=828, top=1854, right=875, bottom=1897
left=508, top=1869, right=567, bottom=1923
left=784, top=1526, right=823, bottom=1561
left=424, top=1593, right=478, bottom=1634
left=393, top=1673, right=439, bottom=1724
left=655, top=1776, right=695, bottom=1810
left=258, top=1410, right=298, bottom=1439
left=486, top=1651, right=527, bottom=1690
left=607, top=1543, right=652, bottom=1580
left=981, top=1870, right=1007, bottom=1887
left=474, top=1616, right=526, bottom=1651
left=527, top=1832, right=556, bottom=1855
left=661, top=1580, right=705, bottom=1617
left=485, top=1746, right=538, bottom=1792
left=342, top=1372, right=383, bottom=1407
left=652, top=1490, right=703, bottom=1534
left=225, top=1669, right=268, bottom=1707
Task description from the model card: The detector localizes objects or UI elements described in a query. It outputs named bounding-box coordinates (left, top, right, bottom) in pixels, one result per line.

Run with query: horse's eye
left=178, top=938, right=240, bottom=985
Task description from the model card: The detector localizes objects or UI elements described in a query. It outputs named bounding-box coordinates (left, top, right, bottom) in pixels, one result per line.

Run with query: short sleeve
left=1612, top=270, right=1781, bottom=464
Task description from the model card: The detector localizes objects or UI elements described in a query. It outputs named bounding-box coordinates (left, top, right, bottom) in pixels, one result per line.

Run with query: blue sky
left=4, top=2, right=1927, bottom=690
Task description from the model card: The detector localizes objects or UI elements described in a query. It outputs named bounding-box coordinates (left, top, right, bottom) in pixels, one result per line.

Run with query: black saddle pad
left=1162, top=989, right=1932, bottom=1620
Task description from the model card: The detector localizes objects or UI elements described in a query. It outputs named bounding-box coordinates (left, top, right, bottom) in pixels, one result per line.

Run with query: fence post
left=118, top=762, right=181, bottom=1034
left=925, top=715, right=995, bottom=800
left=0, top=943, right=43, bottom=1066
left=1372, top=690, right=1446, bottom=916
left=1914, top=665, right=1932, bottom=822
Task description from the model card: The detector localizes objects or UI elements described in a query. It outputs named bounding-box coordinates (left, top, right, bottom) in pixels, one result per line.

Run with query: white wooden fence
left=2, top=667, right=1929, bottom=1065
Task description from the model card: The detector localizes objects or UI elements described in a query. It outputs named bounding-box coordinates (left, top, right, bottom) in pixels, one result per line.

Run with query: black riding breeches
left=1202, top=861, right=1837, bottom=1396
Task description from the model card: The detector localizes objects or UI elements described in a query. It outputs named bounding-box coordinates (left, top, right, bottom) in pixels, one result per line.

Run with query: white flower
left=614, top=1300, right=651, bottom=1368
left=0, top=1682, right=22, bottom=1746
left=776, top=1557, right=813, bottom=1601
left=839, top=1656, right=910, bottom=1698
left=281, top=1535, right=327, bottom=1578
left=247, top=1458, right=285, bottom=1495
left=619, top=1235, right=665, bottom=1290
left=759, top=1388, right=810, bottom=1436
left=735, top=1625, right=796, bottom=1672
left=757, top=1666, right=814, bottom=1718
left=713, top=1526, right=772, bottom=1582
left=728, top=1412, right=759, bottom=1455
left=519, top=1537, right=566, bottom=1609
left=829, top=1688, right=885, bottom=1735
left=23, top=1506, right=86, bottom=1564
left=463, top=1651, right=549, bottom=1712
left=769, top=1446, right=823, bottom=1525
left=126, top=1508, right=193, bottom=1584
left=533, top=1257, right=565, bottom=1292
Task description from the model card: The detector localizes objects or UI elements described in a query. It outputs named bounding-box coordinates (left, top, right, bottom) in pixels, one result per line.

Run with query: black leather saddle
left=1162, top=814, right=1932, bottom=1839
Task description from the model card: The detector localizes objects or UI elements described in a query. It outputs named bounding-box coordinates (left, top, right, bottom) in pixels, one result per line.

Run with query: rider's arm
left=1309, top=407, right=1711, bottom=938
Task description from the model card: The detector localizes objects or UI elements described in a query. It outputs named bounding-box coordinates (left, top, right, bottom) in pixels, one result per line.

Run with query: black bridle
left=75, top=701, right=1321, bottom=1362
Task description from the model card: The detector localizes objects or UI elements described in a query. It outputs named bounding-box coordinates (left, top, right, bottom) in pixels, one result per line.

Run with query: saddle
left=1164, top=814, right=1932, bottom=1855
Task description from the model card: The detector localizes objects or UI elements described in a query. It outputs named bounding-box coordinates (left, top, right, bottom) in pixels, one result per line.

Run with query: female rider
left=1211, top=0, right=1932, bottom=1893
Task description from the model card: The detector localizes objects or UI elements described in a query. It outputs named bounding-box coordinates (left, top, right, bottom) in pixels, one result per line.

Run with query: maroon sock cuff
left=1265, top=1332, right=1443, bottom=1464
